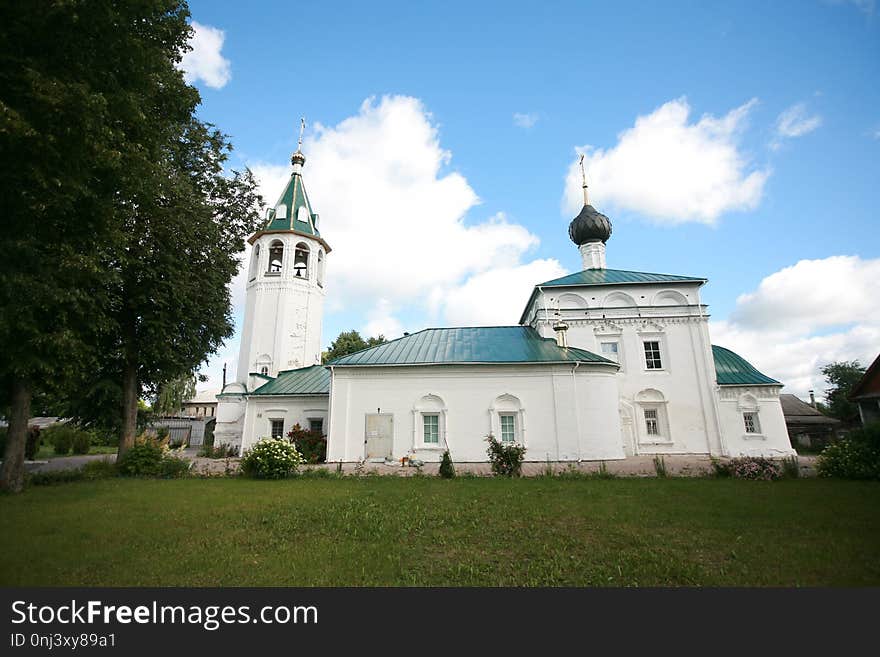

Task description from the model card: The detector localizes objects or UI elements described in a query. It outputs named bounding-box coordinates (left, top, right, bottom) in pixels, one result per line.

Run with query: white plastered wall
left=716, top=386, right=795, bottom=457
left=241, top=394, right=329, bottom=452
left=326, top=363, right=622, bottom=463
left=530, top=282, right=724, bottom=455
left=237, top=232, right=326, bottom=381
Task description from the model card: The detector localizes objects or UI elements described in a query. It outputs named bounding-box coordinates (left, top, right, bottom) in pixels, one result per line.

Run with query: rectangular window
left=644, top=341, right=663, bottom=369
left=270, top=419, right=284, bottom=439
left=743, top=412, right=760, bottom=434
left=600, top=341, right=619, bottom=363
left=500, top=414, right=516, bottom=443
left=423, top=414, right=439, bottom=444
left=644, top=409, right=659, bottom=436
left=309, top=418, right=324, bottom=434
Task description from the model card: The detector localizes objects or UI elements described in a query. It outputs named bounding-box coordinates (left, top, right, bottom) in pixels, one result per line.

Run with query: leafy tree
left=0, top=1, right=264, bottom=490
left=821, top=360, right=866, bottom=423
left=153, top=374, right=198, bottom=417
left=108, top=119, right=263, bottom=455
left=323, top=330, right=387, bottom=363
left=0, top=0, right=185, bottom=492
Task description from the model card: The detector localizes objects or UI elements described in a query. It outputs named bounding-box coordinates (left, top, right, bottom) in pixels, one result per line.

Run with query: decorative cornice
left=717, top=386, right=781, bottom=400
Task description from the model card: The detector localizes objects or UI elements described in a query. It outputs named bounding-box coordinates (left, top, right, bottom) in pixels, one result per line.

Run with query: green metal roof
left=327, top=327, right=615, bottom=367
left=263, top=172, right=320, bottom=237
left=537, top=268, right=706, bottom=288
left=250, top=365, right=330, bottom=396
left=712, top=345, right=780, bottom=386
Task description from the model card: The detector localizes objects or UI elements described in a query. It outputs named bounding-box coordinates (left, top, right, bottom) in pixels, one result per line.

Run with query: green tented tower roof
left=327, top=326, right=616, bottom=367
left=250, top=365, right=330, bottom=396
left=262, top=168, right=320, bottom=237
left=712, top=345, right=781, bottom=386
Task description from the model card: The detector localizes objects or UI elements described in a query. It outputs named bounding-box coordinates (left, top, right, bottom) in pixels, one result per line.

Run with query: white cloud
left=363, top=299, right=404, bottom=338
left=710, top=256, right=880, bottom=398
left=562, top=97, right=769, bottom=225
left=438, top=259, right=566, bottom=326
left=513, top=112, right=539, bottom=129
left=178, top=22, right=231, bottom=89
left=770, top=103, right=822, bottom=149
left=264, top=95, right=559, bottom=324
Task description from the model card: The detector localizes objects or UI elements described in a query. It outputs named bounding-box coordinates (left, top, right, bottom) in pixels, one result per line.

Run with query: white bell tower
left=236, top=120, right=330, bottom=390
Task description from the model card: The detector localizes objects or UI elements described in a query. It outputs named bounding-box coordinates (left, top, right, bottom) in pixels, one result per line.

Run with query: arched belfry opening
left=294, top=242, right=310, bottom=278
left=267, top=240, right=284, bottom=275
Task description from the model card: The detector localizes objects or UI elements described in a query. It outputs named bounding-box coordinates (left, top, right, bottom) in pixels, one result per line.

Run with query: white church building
left=213, top=143, right=795, bottom=463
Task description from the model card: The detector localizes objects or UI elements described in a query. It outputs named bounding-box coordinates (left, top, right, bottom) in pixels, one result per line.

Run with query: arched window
left=260, top=366, right=269, bottom=376
left=490, top=394, right=524, bottom=444
left=293, top=242, right=310, bottom=278
left=737, top=393, right=763, bottom=436
left=317, top=250, right=324, bottom=287
left=249, top=244, right=260, bottom=281
left=267, top=240, right=283, bottom=275
left=635, top=388, right=671, bottom=444
left=412, top=394, right=447, bottom=448
left=275, top=204, right=288, bottom=219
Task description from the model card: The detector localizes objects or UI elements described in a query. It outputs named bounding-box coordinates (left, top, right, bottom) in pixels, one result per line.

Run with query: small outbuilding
left=850, top=353, right=880, bottom=426
left=779, top=393, right=840, bottom=450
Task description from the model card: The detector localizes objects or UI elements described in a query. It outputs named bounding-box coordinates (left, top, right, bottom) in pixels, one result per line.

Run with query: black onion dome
left=568, top=204, right=612, bottom=245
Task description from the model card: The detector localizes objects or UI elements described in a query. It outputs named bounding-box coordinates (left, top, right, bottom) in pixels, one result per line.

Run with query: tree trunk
left=118, top=359, right=138, bottom=458
left=0, top=378, right=32, bottom=493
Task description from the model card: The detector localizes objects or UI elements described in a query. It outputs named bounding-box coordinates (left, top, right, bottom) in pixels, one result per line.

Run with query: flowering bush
left=712, top=456, right=782, bottom=480
left=287, top=423, right=327, bottom=464
left=817, top=423, right=880, bottom=480
left=240, top=438, right=304, bottom=479
left=486, top=434, right=526, bottom=477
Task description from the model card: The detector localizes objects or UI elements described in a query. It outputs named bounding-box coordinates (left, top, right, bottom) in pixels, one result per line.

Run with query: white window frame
left=489, top=395, right=525, bottom=446
left=599, top=340, right=622, bottom=368
left=307, top=417, right=324, bottom=435
left=269, top=418, right=285, bottom=440
left=642, top=339, right=664, bottom=371
left=412, top=394, right=447, bottom=450
left=422, top=413, right=440, bottom=445
left=637, top=403, right=671, bottom=444
left=743, top=411, right=761, bottom=434
left=499, top=413, right=517, bottom=443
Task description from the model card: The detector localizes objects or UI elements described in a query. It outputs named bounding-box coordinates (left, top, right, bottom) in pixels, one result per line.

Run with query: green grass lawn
left=1, top=477, right=878, bottom=586
left=34, top=444, right=117, bottom=460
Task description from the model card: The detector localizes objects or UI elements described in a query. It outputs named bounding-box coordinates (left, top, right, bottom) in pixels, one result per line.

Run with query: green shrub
left=439, top=450, right=456, bottom=479
left=817, top=424, right=880, bottom=480
left=43, top=424, right=75, bottom=455
left=485, top=434, right=526, bottom=477
left=71, top=430, right=92, bottom=455
left=199, top=443, right=239, bottom=458
left=156, top=456, right=191, bottom=478
left=25, top=426, right=41, bottom=460
left=240, top=438, right=303, bottom=479
left=287, top=424, right=327, bottom=464
left=117, top=440, right=165, bottom=476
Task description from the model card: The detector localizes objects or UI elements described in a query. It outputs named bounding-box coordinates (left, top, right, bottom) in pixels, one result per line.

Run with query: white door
left=365, top=414, right=393, bottom=460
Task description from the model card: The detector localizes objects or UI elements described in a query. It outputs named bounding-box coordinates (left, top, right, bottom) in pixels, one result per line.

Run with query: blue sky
left=182, top=0, right=879, bottom=397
